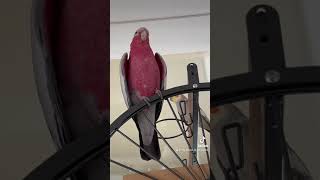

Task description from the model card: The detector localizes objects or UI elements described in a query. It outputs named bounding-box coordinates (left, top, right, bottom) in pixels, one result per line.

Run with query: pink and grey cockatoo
left=120, top=27, right=167, bottom=161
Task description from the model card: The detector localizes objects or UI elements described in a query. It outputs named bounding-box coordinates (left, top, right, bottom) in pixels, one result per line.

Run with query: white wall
left=300, top=0, right=320, bottom=65
left=110, top=175, right=123, bottom=180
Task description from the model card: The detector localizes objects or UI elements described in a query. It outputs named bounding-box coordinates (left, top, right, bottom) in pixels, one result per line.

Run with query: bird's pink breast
left=128, top=54, right=160, bottom=98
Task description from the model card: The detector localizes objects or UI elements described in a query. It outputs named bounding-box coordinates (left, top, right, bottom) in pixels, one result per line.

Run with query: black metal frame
left=24, top=64, right=320, bottom=180
left=24, top=83, right=210, bottom=180
left=110, top=83, right=210, bottom=137
left=188, top=63, right=200, bottom=165
left=247, top=5, right=285, bottom=179
left=211, top=67, right=320, bottom=107
left=23, top=60, right=320, bottom=179
left=211, top=5, right=319, bottom=180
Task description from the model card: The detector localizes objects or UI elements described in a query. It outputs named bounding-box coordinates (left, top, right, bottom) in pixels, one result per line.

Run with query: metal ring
left=24, top=66, right=320, bottom=180
left=24, top=83, right=209, bottom=180
left=211, top=66, right=320, bottom=106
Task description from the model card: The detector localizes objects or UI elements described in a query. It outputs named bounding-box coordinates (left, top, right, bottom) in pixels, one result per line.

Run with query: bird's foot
left=155, top=90, right=163, bottom=100
left=142, top=97, right=151, bottom=106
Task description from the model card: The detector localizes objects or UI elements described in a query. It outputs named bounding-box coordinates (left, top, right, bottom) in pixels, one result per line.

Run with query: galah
left=120, top=27, right=167, bottom=161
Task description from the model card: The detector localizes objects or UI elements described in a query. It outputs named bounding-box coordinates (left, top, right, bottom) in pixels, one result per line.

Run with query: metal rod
left=142, top=112, right=195, bottom=180
left=264, top=96, right=284, bottom=180
left=111, top=159, right=157, bottom=180
left=116, top=129, right=183, bottom=179
left=187, top=64, right=200, bottom=166
left=247, top=5, right=287, bottom=179
left=156, top=118, right=190, bottom=139
left=111, top=83, right=209, bottom=138
left=178, top=100, right=193, bottom=126
left=167, top=99, right=207, bottom=179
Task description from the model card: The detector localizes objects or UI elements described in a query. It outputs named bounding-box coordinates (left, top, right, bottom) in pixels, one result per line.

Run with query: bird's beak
left=141, top=30, right=148, bottom=41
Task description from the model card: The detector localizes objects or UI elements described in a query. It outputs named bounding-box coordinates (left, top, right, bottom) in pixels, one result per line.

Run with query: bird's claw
left=142, top=90, right=162, bottom=107
left=155, top=90, right=163, bottom=100
left=142, top=97, right=151, bottom=106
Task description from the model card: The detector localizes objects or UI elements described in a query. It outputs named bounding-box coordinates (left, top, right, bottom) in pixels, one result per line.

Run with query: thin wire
left=286, top=141, right=312, bottom=176
left=116, top=129, right=183, bottom=179
left=111, top=12, right=210, bottom=25
left=111, top=159, right=157, bottom=180
left=166, top=99, right=207, bottom=179
left=142, top=112, right=196, bottom=180
left=156, top=118, right=193, bottom=139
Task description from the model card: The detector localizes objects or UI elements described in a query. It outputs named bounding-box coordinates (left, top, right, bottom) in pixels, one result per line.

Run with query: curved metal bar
left=111, top=83, right=210, bottom=136
left=24, top=83, right=209, bottom=180
left=166, top=99, right=208, bottom=179
left=156, top=118, right=192, bottom=139
left=24, top=125, right=109, bottom=180
left=116, top=130, right=184, bottom=179
left=25, top=66, right=320, bottom=180
left=211, top=67, right=320, bottom=106
left=141, top=112, right=196, bottom=180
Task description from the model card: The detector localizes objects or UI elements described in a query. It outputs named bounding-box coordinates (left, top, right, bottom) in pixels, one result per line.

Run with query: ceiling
left=111, top=0, right=209, bottom=22
left=110, top=0, right=210, bottom=59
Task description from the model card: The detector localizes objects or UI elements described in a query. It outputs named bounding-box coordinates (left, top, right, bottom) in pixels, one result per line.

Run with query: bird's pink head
left=130, top=27, right=150, bottom=48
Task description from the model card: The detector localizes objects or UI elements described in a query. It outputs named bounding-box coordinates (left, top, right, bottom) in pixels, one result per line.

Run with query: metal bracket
left=187, top=63, right=200, bottom=165
left=247, top=5, right=286, bottom=180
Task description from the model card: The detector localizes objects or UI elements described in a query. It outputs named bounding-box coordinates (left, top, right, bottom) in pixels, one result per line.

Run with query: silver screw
left=256, top=7, right=267, bottom=14
left=193, top=84, right=198, bottom=88
left=265, top=70, right=280, bottom=83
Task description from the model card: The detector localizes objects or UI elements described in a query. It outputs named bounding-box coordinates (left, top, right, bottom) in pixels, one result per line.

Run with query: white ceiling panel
left=111, top=0, right=210, bottom=21
left=110, top=0, right=210, bottom=59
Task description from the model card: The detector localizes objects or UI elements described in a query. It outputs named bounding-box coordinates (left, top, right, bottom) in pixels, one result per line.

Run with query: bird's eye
left=135, top=31, right=138, bottom=35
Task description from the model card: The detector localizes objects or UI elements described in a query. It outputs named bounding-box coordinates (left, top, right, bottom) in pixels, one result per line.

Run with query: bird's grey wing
left=119, top=53, right=132, bottom=108
left=132, top=92, right=160, bottom=160
left=135, top=104, right=157, bottom=146
left=155, top=53, right=167, bottom=90
left=31, top=0, right=70, bottom=150
left=129, top=91, right=157, bottom=145
left=154, top=53, right=167, bottom=120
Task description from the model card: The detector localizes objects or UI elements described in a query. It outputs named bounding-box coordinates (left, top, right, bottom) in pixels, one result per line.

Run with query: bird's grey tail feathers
left=136, top=106, right=157, bottom=145
left=133, top=105, right=161, bottom=161
left=130, top=92, right=161, bottom=160
left=134, top=115, right=161, bottom=161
